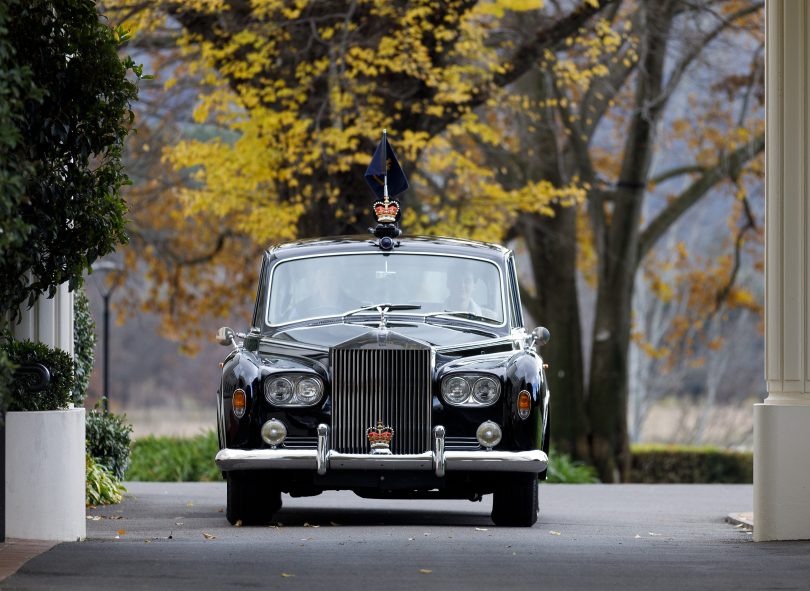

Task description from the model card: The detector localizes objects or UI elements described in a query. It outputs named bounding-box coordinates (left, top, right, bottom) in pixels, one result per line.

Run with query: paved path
left=2, top=483, right=808, bottom=590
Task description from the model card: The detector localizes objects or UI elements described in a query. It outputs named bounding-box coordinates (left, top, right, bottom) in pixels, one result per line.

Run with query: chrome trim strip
left=435, top=336, right=521, bottom=354
left=316, top=424, right=329, bottom=475
left=433, top=425, right=446, bottom=477
left=262, top=337, right=330, bottom=354
left=215, top=448, right=548, bottom=473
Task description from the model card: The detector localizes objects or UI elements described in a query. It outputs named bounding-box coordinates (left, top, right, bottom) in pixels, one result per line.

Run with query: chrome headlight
left=472, top=377, right=500, bottom=404
left=265, top=377, right=294, bottom=405
left=441, top=374, right=501, bottom=406
left=443, top=376, right=471, bottom=404
left=265, top=374, right=323, bottom=407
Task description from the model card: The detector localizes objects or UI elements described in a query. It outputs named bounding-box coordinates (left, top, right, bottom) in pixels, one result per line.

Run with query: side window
left=507, top=255, right=524, bottom=328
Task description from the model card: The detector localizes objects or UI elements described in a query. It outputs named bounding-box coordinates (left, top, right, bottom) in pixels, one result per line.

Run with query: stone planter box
left=5, top=408, right=86, bottom=541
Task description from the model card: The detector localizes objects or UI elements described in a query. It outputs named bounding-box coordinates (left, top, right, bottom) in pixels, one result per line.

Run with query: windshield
left=266, top=253, right=505, bottom=326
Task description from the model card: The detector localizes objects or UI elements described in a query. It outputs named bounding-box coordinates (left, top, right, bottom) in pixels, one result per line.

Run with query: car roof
left=266, top=235, right=512, bottom=263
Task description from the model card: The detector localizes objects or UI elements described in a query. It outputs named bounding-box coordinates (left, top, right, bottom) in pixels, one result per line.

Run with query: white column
left=11, top=284, right=74, bottom=355
left=755, top=0, right=810, bottom=542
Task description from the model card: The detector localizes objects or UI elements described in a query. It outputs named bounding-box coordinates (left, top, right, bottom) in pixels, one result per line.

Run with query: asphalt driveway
left=2, top=482, right=808, bottom=590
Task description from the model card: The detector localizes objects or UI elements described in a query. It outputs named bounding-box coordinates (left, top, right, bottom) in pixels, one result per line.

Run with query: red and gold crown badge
left=367, top=420, right=394, bottom=454
left=373, top=199, right=400, bottom=224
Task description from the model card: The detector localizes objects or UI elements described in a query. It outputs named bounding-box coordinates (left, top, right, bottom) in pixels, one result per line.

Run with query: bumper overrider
left=215, top=424, right=548, bottom=477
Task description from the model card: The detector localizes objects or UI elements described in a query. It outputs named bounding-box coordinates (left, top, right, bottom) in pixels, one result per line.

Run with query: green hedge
left=2, top=339, right=75, bottom=411
left=128, top=431, right=221, bottom=482
left=630, top=444, right=752, bottom=484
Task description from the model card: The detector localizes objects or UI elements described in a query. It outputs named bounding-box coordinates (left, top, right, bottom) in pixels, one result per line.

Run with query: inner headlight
left=296, top=377, right=323, bottom=404
left=472, top=377, right=500, bottom=404
left=265, top=377, right=294, bottom=404
left=443, top=376, right=471, bottom=404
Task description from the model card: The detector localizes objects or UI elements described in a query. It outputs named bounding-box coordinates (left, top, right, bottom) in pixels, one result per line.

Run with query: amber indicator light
left=233, top=388, right=246, bottom=411
left=518, top=391, right=531, bottom=410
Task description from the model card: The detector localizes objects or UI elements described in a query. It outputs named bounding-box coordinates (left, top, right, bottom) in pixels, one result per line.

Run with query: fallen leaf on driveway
left=549, top=531, right=561, bottom=536
left=235, top=520, right=243, bottom=527
left=648, top=532, right=662, bottom=536
left=281, top=573, right=295, bottom=578
left=117, top=529, right=126, bottom=536
left=186, top=502, right=194, bottom=508
left=419, top=569, right=433, bottom=574
left=202, top=532, right=216, bottom=540
left=86, top=515, right=101, bottom=521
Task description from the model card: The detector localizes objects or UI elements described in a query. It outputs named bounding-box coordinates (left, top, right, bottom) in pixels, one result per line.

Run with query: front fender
left=219, top=349, right=261, bottom=449
left=504, top=351, right=547, bottom=451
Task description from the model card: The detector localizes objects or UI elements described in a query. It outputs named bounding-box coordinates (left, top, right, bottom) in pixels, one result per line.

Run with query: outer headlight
left=295, top=376, right=323, bottom=405
left=443, top=376, right=471, bottom=405
left=265, top=377, right=294, bottom=405
left=472, top=377, right=500, bottom=404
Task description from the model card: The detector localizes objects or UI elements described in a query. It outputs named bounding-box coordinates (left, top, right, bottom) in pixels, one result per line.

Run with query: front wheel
left=226, top=471, right=282, bottom=525
left=491, top=473, right=539, bottom=527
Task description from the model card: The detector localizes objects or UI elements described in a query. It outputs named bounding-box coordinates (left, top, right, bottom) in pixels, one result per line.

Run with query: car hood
left=269, top=321, right=501, bottom=349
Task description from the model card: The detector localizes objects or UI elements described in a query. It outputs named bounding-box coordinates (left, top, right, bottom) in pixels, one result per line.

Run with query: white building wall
left=755, top=0, right=810, bottom=541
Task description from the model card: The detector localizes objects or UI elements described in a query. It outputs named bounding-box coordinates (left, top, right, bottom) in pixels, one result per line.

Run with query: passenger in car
left=445, top=267, right=482, bottom=315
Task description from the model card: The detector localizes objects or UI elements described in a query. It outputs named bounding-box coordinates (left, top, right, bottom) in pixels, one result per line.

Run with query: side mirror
left=216, top=326, right=235, bottom=346
left=532, top=326, right=550, bottom=347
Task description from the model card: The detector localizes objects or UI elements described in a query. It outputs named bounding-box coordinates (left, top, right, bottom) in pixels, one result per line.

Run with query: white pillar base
left=5, top=408, right=86, bottom=542
left=754, top=403, right=810, bottom=541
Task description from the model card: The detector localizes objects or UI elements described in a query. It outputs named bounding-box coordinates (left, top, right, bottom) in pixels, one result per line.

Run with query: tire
left=491, top=472, right=539, bottom=527
left=226, top=471, right=282, bottom=525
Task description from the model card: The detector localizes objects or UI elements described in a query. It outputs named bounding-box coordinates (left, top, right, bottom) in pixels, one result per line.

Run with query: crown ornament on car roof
left=365, top=130, right=408, bottom=248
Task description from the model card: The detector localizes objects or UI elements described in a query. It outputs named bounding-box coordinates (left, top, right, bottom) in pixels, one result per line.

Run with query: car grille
left=330, top=348, right=432, bottom=455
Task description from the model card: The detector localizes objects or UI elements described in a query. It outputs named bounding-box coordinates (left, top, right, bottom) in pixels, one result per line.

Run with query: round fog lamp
left=261, top=419, right=287, bottom=447
left=476, top=420, right=502, bottom=450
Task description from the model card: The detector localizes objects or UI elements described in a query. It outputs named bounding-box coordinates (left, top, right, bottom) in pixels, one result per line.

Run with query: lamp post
left=90, top=260, right=123, bottom=413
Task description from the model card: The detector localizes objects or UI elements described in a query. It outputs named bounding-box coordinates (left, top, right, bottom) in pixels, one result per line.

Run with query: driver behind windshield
left=444, top=265, right=482, bottom=316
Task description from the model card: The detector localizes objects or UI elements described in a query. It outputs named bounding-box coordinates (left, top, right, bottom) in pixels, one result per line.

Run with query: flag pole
left=382, top=129, right=389, bottom=202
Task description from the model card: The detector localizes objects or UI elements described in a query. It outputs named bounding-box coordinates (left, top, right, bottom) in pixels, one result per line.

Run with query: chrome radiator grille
left=330, top=348, right=432, bottom=455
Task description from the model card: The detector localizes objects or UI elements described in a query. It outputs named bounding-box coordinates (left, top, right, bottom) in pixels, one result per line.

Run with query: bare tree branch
left=636, top=133, right=764, bottom=264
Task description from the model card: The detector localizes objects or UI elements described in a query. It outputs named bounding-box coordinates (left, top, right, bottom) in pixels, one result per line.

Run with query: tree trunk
left=521, top=208, right=589, bottom=460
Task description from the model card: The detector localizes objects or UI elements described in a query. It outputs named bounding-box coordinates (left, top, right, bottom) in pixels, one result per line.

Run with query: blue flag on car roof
left=364, top=132, right=409, bottom=199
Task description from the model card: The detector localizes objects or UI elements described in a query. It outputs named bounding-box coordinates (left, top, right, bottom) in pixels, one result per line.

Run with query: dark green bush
left=72, top=287, right=95, bottom=406
left=630, top=444, right=753, bottom=484
left=2, top=339, right=75, bottom=411
left=128, top=431, right=221, bottom=482
left=86, top=408, right=133, bottom=480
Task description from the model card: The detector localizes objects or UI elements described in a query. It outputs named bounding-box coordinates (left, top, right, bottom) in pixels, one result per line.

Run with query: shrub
left=72, top=287, right=95, bottom=406
left=545, top=449, right=600, bottom=484
left=2, top=339, right=75, bottom=411
left=128, top=431, right=221, bottom=482
left=86, top=407, right=133, bottom=480
left=630, top=444, right=753, bottom=484
left=86, top=454, right=126, bottom=506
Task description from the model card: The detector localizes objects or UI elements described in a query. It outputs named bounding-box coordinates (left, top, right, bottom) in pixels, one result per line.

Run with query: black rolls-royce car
left=215, top=234, right=551, bottom=527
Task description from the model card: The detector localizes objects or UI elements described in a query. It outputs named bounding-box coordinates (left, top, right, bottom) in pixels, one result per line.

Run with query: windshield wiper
left=424, top=310, right=500, bottom=324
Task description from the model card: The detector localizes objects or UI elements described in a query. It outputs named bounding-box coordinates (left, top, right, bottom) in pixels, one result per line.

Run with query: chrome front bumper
left=215, top=424, right=548, bottom=477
